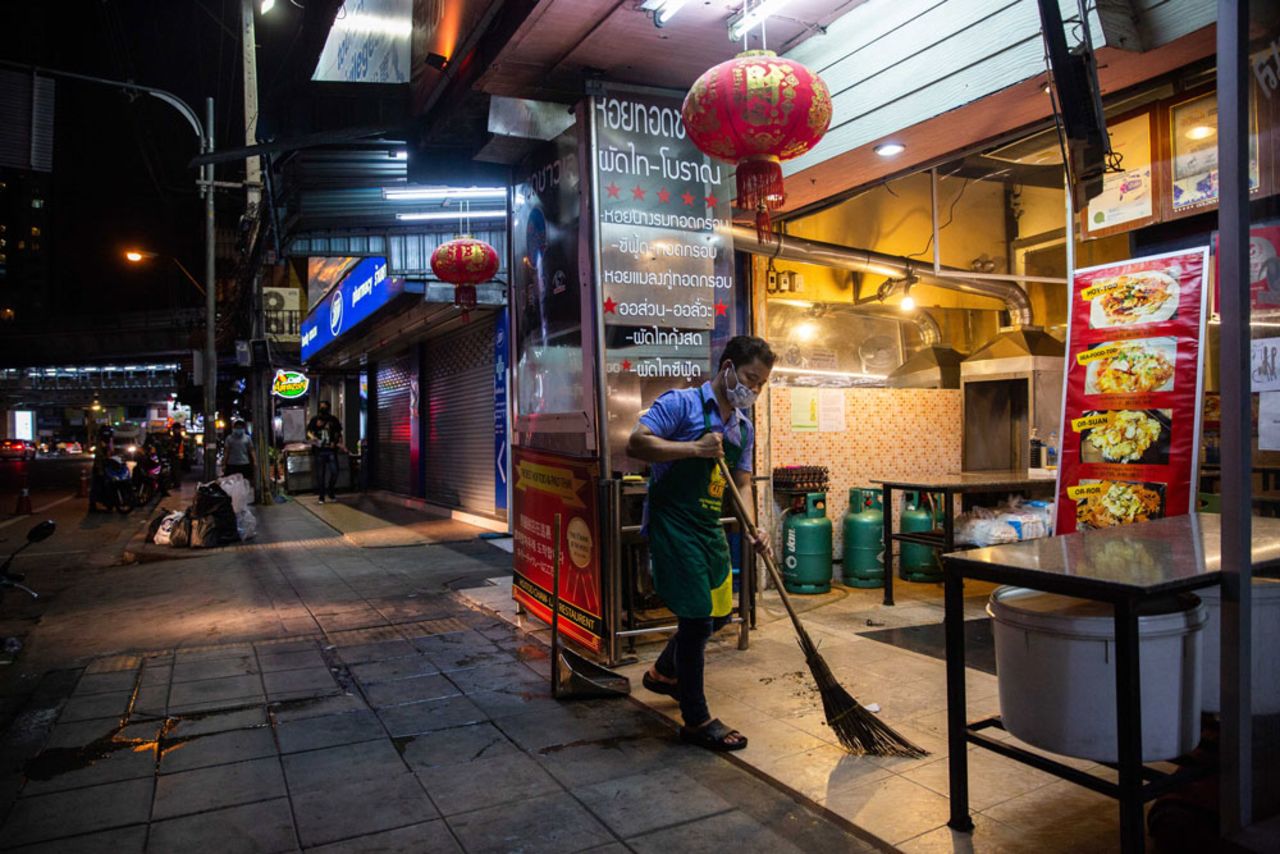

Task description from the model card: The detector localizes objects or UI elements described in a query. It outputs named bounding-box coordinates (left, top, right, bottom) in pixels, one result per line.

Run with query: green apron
left=648, top=388, right=742, bottom=619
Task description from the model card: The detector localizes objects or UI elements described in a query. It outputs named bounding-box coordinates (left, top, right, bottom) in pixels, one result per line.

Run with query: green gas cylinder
left=842, top=488, right=884, bottom=588
left=900, top=491, right=943, bottom=582
left=782, top=492, right=833, bottom=594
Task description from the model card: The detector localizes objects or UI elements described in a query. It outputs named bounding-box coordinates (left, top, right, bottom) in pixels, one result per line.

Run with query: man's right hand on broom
left=691, top=432, right=723, bottom=459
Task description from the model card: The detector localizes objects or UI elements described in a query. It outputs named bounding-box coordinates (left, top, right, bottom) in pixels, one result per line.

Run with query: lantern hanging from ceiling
left=682, top=50, right=832, bottom=239
left=430, top=236, right=499, bottom=321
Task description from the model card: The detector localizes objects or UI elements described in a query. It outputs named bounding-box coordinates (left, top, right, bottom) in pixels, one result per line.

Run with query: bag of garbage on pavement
left=217, top=474, right=253, bottom=515
left=236, top=508, right=258, bottom=541
left=153, top=510, right=185, bottom=547
left=189, top=481, right=240, bottom=547
left=145, top=506, right=173, bottom=544
left=168, top=514, right=192, bottom=548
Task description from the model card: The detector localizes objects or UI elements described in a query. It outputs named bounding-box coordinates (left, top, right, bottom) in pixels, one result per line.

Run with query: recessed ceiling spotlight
left=874, top=142, right=906, bottom=157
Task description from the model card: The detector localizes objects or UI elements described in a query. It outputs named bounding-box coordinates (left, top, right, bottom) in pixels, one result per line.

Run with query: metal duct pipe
left=732, top=226, right=1034, bottom=327
left=824, top=302, right=942, bottom=346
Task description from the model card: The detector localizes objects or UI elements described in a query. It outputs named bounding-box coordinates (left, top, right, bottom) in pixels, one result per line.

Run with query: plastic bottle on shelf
left=1046, top=431, right=1059, bottom=469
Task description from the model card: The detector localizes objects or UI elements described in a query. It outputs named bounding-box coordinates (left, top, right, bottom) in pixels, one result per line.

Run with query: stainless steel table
left=871, top=471, right=1057, bottom=606
left=942, top=514, right=1280, bottom=853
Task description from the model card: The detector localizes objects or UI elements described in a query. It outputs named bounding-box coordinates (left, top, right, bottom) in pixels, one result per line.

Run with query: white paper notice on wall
left=1252, top=337, right=1280, bottom=392
left=818, top=389, right=846, bottom=432
left=1261, top=392, right=1280, bottom=451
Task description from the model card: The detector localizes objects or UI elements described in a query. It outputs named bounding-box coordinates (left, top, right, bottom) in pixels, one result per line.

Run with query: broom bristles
left=795, top=627, right=928, bottom=758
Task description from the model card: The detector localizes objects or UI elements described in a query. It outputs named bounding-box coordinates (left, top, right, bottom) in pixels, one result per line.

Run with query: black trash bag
left=169, top=514, right=192, bottom=548
left=145, top=506, right=172, bottom=544
left=190, top=482, right=240, bottom=547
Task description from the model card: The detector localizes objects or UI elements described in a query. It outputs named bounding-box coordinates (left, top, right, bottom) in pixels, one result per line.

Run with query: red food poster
left=1212, top=223, right=1280, bottom=314
left=1055, top=248, right=1210, bottom=535
left=511, top=447, right=604, bottom=652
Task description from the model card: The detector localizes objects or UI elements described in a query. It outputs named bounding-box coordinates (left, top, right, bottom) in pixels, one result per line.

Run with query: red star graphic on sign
left=657, top=188, right=671, bottom=203
left=681, top=191, right=695, bottom=206
left=632, top=185, right=646, bottom=201
left=705, top=194, right=719, bottom=207
left=603, top=296, right=618, bottom=314
left=606, top=182, right=621, bottom=199
left=621, top=359, right=632, bottom=371
left=714, top=302, right=728, bottom=317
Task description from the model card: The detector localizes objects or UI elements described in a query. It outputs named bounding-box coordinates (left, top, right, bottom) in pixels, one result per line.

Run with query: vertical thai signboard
left=1055, top=248, right=1210, bottom=534
left=591, top=86, right=739, bottom=473
left=510, top=447, right=603, bottom=652
left=494, top=310, right=509, bottom=514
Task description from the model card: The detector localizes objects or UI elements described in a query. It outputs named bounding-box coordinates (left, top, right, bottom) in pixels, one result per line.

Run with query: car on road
left=0, top=439, right=36, bottom=461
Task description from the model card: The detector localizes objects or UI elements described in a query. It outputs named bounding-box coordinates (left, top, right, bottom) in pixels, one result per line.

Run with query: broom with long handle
left=716, top=458, right=927, bottom=758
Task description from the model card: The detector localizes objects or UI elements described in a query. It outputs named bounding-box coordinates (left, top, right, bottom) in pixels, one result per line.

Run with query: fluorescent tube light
left=395, top=210, right=508, bottom=222
left=383, top=187, right=507, bottom=201
left=657, top=0, right=690, bottom=24
left=729, top=0, right=791, bottom=40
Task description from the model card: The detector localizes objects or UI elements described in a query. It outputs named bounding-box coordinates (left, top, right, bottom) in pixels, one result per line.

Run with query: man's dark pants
left=654, top=614, right=732, bottom=726
left=315, top=449, right=339, bottom=499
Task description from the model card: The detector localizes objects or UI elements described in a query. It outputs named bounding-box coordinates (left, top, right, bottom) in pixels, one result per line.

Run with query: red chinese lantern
left=430, top=236, right=499, bottom=320
left=682, top=50, right=832, bottom=239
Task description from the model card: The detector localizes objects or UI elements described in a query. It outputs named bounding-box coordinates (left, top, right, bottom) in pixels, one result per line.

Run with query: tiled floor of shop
left=462, top=574, right=1136, bottom=853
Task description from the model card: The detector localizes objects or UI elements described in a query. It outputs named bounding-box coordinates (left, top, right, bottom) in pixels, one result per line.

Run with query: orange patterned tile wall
left=758, top=388, right=963, bottom=556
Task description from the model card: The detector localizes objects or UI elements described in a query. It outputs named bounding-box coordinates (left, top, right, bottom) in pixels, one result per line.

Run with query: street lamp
left=124, top=249, right=206, bottom=295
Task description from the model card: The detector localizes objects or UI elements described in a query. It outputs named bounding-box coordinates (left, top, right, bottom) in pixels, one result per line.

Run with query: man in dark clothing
left=307, top=401, right=343, bottom=503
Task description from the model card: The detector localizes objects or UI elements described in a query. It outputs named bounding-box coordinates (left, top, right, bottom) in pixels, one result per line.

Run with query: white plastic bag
left=154, top=510, right=185, bottom=546
left=218, top=474, right=253, bottom=515
left=236, top=508, right=258, bottom=541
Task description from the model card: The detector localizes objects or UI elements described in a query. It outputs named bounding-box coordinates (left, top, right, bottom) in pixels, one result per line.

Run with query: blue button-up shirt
left=638, top=381, right=755, bottom=489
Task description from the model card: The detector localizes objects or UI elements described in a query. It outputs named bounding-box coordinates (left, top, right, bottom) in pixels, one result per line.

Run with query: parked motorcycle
left=131, top=446, right=166, bottom=507
left=102, top=456, right=134, bottom=514
left=0, top=519, right=53, bottom=602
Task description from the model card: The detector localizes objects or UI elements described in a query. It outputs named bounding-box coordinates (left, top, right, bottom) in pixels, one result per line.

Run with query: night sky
left=0, top=0, right=314, bottom=317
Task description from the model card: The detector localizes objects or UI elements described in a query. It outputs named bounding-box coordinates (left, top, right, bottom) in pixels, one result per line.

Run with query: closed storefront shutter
left=374, top=353, right=414, bottom=496
left=424, top=316, right=496, bottom=515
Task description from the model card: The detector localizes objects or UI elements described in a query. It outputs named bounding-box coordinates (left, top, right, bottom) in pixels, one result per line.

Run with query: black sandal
left=680, top=718, right=747, bottom=752
left=643, top=671, right=681, bottom=700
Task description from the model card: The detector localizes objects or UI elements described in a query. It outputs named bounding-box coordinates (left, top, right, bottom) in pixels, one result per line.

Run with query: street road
left=0, top=457, right=91, bottom=518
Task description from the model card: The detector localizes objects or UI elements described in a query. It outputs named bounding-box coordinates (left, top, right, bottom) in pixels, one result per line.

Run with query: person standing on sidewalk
left=223, top=420, right=256, bottom=486
left=307, top=401, right=343, bottom=504
left=626, top=335, right=774, bottom=752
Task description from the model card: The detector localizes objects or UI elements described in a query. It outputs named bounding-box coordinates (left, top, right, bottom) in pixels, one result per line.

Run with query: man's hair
left=318, top=400, right=331, bottom=409
left=716, top=336, right=776, bottom=371
left=233, top=420, right=246, bottom=429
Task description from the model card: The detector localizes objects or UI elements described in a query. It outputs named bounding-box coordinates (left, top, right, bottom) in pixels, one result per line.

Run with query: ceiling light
left=395, top=210, right=508, bottom=222
left=260, top=0, right=275, bottom=13
left=333, top=12, right=412, bottom=38
left=900, top=295, right=916, bottom=311
left=656, top=0, right=690, bottom=25
left=383, top=187, right=507, bottom=201
left=390, top=150, right=408, bottom=161
left=793, top=322, right=818, bottom=343
left=1185, top=125, right=1216, bottom=141
left=874, top=142, right=906, bottom=157
left=729, top=0, right=792, bottom=40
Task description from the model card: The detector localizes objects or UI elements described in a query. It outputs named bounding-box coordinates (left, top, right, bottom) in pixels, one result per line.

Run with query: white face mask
left=723, top=363, right=757, bottom=410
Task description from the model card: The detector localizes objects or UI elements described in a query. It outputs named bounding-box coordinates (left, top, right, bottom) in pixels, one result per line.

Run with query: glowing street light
left=123, top=249, right=205, bottom=296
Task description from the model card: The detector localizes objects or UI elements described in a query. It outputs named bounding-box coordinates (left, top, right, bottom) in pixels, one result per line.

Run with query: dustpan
left=549, top=513, right=630, bottom=700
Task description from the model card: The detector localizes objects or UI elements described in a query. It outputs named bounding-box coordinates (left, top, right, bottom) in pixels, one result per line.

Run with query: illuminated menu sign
left=1055, top=248, right=1210, bottom=535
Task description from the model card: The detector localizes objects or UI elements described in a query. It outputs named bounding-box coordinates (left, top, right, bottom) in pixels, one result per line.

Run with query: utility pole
left=242, top=0, right=270, bottom=503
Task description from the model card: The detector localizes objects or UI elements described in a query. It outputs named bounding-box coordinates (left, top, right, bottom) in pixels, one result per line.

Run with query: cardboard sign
left=510, top=448, right=603, bottom=652
left=1055, top=248, right=1210, bottom=535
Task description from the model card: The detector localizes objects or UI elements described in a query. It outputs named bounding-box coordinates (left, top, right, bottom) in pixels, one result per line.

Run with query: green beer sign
left=271, top=370, right=310, bottom=399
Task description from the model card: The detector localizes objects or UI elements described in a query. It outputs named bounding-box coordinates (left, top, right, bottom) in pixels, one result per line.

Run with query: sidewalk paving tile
left=416, top=751, right=558, bottom=817
left=262, top=666, right=340, bottom=698
left=152, top=757, right=286, bottom=820
left=362, top=674, right=460, bottom=708
left=6, top=824, right=147, bottom=854
left=167, top=705, right=269, bottom=739
left=348, top=656, right=439, bottom=685
left=303, top=819, right=461, bottom=854
left=21, top=742, right=158, bottom=796
left=275, top=709, right=385, bottom=754
left=532, top=735, right=675, bottom=789
left=146, top=797, right=297, bottom=854
left=443, top=661, right=542, bottom=695
left=398, top=722, right=519, bottom=770
left=257, top=648, right=328, bottom=673
left=167, top=674, right=263, bottom=712
left=573, top=767, right=734, bottom=838
left=174, top=644, right=255, bottom=663
left=818, top=774, right=952, bottom=846
left=57, top=690, right=133, bottom=724
left=334, top=639, right=418, bottom=665
left=171, top=655, right=258, bottom=683
left=625, top=808, right=800, bottom=854
left=159, top=726, right=278, bottom=773
left=291, top=771, right=439, bottom=848
left=271, top=693, right=368, bottom=723
left=282, top=739, right=406, bottom=795
left=464, top=686, right=559, bottom=720
left=71, top=671, right=140, bottom=697
left=3, top=777, right=153, bottom=847
left=43, top=719, right=161, bottom=750
left=445, top=791, right=613, bottom=854
left=376, top=695, right=486, bottom=738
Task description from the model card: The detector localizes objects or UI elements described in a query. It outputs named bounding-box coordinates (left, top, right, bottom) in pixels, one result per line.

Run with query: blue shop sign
left=301, top=257, right=404, bottom=361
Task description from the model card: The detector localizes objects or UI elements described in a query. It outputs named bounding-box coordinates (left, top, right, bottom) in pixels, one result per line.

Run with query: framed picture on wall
left=1083, top=108, right=1161, bottom=239
left=1164, top=89, right=1262, bottom=218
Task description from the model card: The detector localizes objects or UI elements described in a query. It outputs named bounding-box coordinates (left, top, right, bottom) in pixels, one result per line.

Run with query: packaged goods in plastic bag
left=146, top=506, right=173, bottom=544
left=169, top=514, right=192, bottom=548
left=955, top=513, right=1020, bottom=546
left=217, top=474, right=253, bottom=515
left=236, top=508, right=257, bottom=541
left=154, top=511, right=185, bottom=546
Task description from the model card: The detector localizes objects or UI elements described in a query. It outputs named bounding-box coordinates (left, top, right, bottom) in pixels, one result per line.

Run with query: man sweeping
left=627, top=335, right=774, bottom=752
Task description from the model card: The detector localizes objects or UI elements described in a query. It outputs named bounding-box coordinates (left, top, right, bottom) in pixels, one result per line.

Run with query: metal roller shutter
left=375, top=353, right=414, bottom=496
left=424, top=317, right=496, bottom=515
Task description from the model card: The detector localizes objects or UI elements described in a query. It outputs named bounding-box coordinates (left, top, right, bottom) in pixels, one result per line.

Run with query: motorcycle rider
left=88, top=426, right=114, bottom=513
